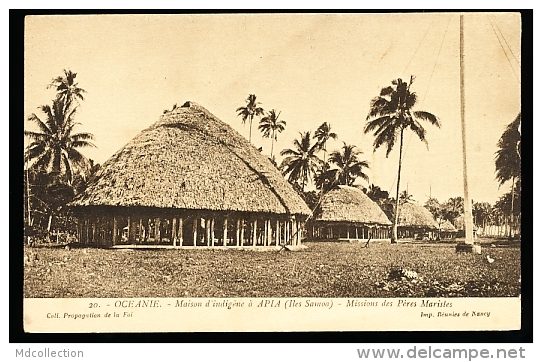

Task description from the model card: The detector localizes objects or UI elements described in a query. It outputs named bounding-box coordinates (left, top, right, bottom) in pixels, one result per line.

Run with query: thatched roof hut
left=396, top=201, right=439, bottom=239
left=439, top=219, right=457, bottom=232
left=437, top=219, right=458, bottom=240
left=397, top=201, right=439, bottom=229
left=71, top=101, right=310, bottom=248
left=309, top=186, right=392, bottom=240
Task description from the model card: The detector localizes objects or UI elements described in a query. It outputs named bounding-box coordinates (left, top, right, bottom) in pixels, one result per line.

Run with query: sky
left=23, top=13, right=522, bottom=205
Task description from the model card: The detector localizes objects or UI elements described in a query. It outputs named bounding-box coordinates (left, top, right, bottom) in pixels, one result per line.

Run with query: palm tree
left=25, top=97, right=95, bottom=185
left=280, top=131, right=322, bottom=192
left=314, top=122, right=338, bottom=163
left=495, top=113, right=521, bottom=238
left=236, top=94, right=264, bottom=143
left=48, top=69, right=86, bottom=113
left=314, top=162, right=338, bottom=193
left=364, top=76, right=440, bottom=243
left=258, top=109, right=286, bottom=159
left=327, top=142, right=369, bottom=186
left=399, top=190, right=414, bottom=204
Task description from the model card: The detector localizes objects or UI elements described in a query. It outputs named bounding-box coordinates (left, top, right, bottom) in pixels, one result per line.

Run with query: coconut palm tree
left=48, top=69, right=86, bottom=113
left=364, top=76, right=440, bottom=243
left=495, top=113, right=521, bottom=238
left=314, top=122, right=338, bottom=163
left=25, top=97, right=95, bottom=185
left=314, top=162, right=338, bottom=193
left=327, top=142, right=369, bottom=186
left=236, top=94, right=264, bottom=143
left=258, top=109, right=286, bottom=159
left=280, top=131, right=322, bottom=192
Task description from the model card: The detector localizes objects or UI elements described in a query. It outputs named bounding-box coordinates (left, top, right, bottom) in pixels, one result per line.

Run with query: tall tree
left=48, top=69, right=86, bottom=114
left=443, top=196, right=464, bottom=222
left=236, top=94, right=264, bottom=143
left=25, top=97, right=95, bottom=185
left=280, top=131, right=322, bottom=192
left=314, top=122, right=338, bottom=163
left=495, top=113, right=521, bottom=238
left=327, top=142, right=369, bottom=186
left=472, top=201, right=493, bottom=230
left=364, top=76, right=440, bottom=243
left=314, top=162, right=337, bottom=193
left=424, top=197, right=443, bottom=220
left=365, top=184, right=390, bottom=204
left=258, top=109, right=286, bottom=159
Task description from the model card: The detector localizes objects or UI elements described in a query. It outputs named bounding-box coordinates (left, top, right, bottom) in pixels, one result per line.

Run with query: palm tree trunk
left=249, top=116, right=253, bottom=143
left=270, top=134, right=274, bottom=159
left=391, top=129, right=404, bottom=244
left=509, top=176, right=515, bottom=239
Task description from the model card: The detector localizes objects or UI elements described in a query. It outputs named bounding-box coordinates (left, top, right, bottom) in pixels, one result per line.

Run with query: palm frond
left=414, top=111, right=440, bottom=127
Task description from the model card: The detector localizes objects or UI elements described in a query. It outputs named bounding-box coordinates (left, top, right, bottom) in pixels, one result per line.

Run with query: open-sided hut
left=70, top=101, right=311, bottom=248
left=437, top=219, right=458, bottom=240
left=309, top=186, right=392, bottom=241
left=453, top=215, right=478, bottom=238
left=397, top=201, right=439, bottom=240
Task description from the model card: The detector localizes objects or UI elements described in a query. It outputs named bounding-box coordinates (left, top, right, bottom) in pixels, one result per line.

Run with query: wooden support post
left=223, top=218, right=228, bottom=246
left=297, top=220, right=301, bottom=245
left=297, top=221, right=301, bottom=245
left=240, top=219, right=245, bottom=246
left=263, top=220, right=268, bottom=246
left=346, top=226, right=350, bottom=240
left=112, top=216, right=118, bottom=246
left=138, top=219, right=142, bottom=243
left=291, top=220, right=296, bottom=245
left=211, top=218, right=215, bottom=247
left=205, top=219, right=210, bottom=246
left=155, top=218, right=161, bottom=242
left=172, top=218, right=177, bottom=246
left=146, top=219, right=152, bottom=243
left=276, top=220, right=280, bottom=246
left=236, top=218, right=241, bottom=246
left=84, top=218, right=89, bottom=244
left=252, top=219, right=257, bottom=246
left=178, top=217, right=183, bottom=247
left=91, top=219, right=96, bottom=244
left=193, top=217, right=198, bottom=246
left=267, top=220, right=272, bottom=246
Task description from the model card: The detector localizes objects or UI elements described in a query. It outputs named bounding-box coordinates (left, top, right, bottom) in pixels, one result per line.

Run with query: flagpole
left=458, top=14, right=480, bottom=253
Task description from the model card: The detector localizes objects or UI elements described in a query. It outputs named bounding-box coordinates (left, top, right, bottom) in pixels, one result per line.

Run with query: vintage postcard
left=22, top=13, right=522, bottom=333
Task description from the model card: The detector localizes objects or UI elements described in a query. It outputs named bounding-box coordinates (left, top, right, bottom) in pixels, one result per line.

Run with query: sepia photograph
left=22, top=12, right=523, bottom=333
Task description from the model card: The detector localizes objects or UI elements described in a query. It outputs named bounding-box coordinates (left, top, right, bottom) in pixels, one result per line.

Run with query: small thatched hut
left=70, top=101, right=311, bottom=248
left=397, top=201, right=439, bottom=240
left=437, top=219, right=458, bottom=240
left=308, top=186, right=392, bottom=241
left=453, top=215, right=478, bottom=238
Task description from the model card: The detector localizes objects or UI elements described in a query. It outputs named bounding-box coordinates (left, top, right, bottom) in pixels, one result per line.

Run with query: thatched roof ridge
left=439, top=219, right=458, bottom=232
left=71, top=101, right=310, bottom=216
left=397, top=201, right=439, bottom=229
left=314, top=186, right=392, bottom=225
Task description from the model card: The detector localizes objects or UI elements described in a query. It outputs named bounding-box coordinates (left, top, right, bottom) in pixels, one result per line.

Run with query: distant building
left=308, top=185, right=392, bottom=241
left=397, top=201, right=439, bottom=240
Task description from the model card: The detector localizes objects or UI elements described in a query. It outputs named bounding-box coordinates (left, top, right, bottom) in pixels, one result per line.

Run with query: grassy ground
left=23, top=238, right=520, bottom=298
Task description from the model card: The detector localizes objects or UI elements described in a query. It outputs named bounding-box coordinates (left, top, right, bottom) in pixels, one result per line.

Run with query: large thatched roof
left=71, top=101, right=310, bottom=216
left=397, top=201, right=439, bottom=229
left=314, top=186, right=391, bottom=225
